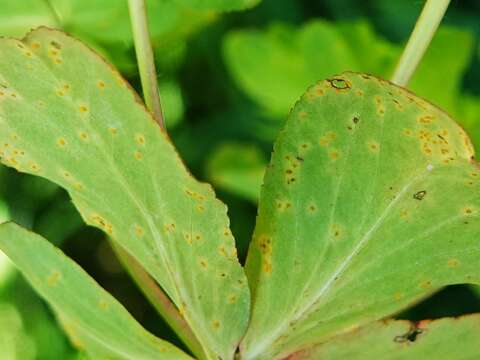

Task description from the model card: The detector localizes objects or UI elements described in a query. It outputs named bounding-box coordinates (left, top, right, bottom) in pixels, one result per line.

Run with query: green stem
left=112, top=243, right=207, bottom=360
left=128, top=0, right=165, bottom=127
left=391, top=0, right=451, bottom=87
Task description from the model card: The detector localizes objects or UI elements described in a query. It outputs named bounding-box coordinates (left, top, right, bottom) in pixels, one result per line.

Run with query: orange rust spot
left=329, top=149, right=340, bottom=161
left=57, top=138, right=67, bottom=147
left=47, top=270, right=61, bottom=286
left=394, top=292, right=403, bottom=301
left=212, top=320, right=220, bottom=330
left=108, top=127, right=118, bottom=135
left=199, top=258, right=208, bottom=269
left=228, top=294, right=237, bottom=304
left=418, top=115, right=435, bottom=124
left=196, top=204, right=205, bottom=212
left=98, top=299, right=109, bottom=310
left=79, top=105, right=88, bottom=113
left=420, top=280, right=432, bottom=289
left=97, top=80, right=106, bottom=89
left=135, top=133, right=146, bottom=145
left=78, top=132, right=89, bottom=141
left=134, top=150, right=143, bottom=160
left=447, top=258, right=460, bottom=268
left=319, top=131, right=337, bottom=147
left=263, top=261, right=272, bottom=274
left=368, top=141, right=380, bottom=152
left=31, top=42, right=40, bottom=49
left=257, top=235, right=272, bottom=255
left=134, top=224, right=144, bottom=237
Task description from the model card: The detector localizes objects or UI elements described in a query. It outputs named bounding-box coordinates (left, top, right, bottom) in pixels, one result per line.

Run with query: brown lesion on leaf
left=227, top=294, right=237, bottom=304
left=212, top=320, right=221, bottom=330
left=417, top=114, right=435, bottom=124
left=134, top=224, right=144, bottom=237
left=276, top=199, right=293, bottom=212
left=134, top=150, right=143, bottom=160
left=91, top=214, right=114, bottom=235
left=257, top=234, right=272, bottom=256
left=393, top=322, right=425, bottom=343
left=198, top=258, right=208, bottom=270
left=329, top=149, right=340, bottom=161
left=57, top=138, right=67, bottom=147
left=326, top=78, right=351, bottom=91
left=307, top=203, right=317, bottom=214
left=135, top=133, right=146, bottom=145
left=413, top=190, right=427, bottom=200
left=319, top=131, right=337, bottom=147
left=330, top=224, right=343, bottom=239
left=367, top=141, right=380, bottom=153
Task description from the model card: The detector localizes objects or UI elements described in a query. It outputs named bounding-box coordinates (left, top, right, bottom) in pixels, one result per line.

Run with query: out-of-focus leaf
left=207, top=143, right=266, bottom=202
left=241, top=73, right=480, bottom=359
left=160, top=80, right=185, bottom=129
left=0, top=1, right=56, bottom=37
left=409, top=28, right=475, bottom=117
left=293, top=315, right=480, bottom=359
left=0, top=222, right=192, bottom=359
left=175, top=0, right=261, bottom=12
left=224, top=21, right=476, bottom=131
left=0, top=302, right=36, bottom=360
left=224, top=21, right=358, bottom=116
left=0, top=28, right=249, bottom=360
left=0, top=199, right=12, bottom=286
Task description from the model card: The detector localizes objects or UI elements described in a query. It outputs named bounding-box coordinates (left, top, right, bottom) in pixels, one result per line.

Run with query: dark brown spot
left=413, top=190, right=427, bottom=201
left=327, top=78, right=351, bottom=90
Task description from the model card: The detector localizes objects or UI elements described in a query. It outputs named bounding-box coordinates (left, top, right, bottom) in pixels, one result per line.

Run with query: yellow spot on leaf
left=47, top=270, right=61, bottom=286
left=447, top=258, right=460, bottom=268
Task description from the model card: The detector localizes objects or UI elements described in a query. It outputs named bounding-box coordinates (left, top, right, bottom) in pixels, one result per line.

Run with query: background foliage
left=0, top=0, right=479, bottom=357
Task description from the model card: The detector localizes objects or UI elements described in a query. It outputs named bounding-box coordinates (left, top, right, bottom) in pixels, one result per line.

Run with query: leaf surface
left=293, top=315, right=480, bottom=359
left=0, top=222, right=192, bottom=359
left=0, top=28, right=249, bottom=360
left=241, top=73, right=480, bottom=359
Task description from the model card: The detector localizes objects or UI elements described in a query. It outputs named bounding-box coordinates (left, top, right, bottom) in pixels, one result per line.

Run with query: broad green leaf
left=0, top=302, right=36, bottom=360
left=224, top=21, right=476, bottom=138
left=224, top=21, right=357, bottom=116
left=0, top=1, right=56, bottom=37
left=0, top=28, right=249, bottom=360
left=293, top=315, right=480, bottom=359
left=159, top=80, right=184, bottom=129
left=241, top=73, right=480, bottom=359
left=409, top=27, right=475, bottom=117
left=206, top=143, right=267, bottom=202
left=0, top=222, right=191, bottom=360
left=175, top=0, right=261, bottom=11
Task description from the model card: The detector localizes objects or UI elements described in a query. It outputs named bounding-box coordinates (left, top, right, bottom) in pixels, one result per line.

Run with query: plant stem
left=128, top=0, right=165, bottom=127
left=112, top=243, right=207, bottom=360
left=391, top=0, right=451, bottom=87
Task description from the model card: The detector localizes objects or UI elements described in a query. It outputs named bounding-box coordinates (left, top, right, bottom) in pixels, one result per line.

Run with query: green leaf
left=293, top=315, right=480, bottom=359
left=174, top=0, right=261, bottom=11
left=409, top=27, right=475, bottom=117
left=0, top=222, right=191, bottom=359
left=0, top=28, right=249, bottom=360
left=0, top=1, right=56, bottom=37
left=224, top=21, right=474, bottom=123
left=241, top=73, right=480, bottom=359
left=223, top=20, right=393, bottom=116
left=206, top=143, right=267, bottom=202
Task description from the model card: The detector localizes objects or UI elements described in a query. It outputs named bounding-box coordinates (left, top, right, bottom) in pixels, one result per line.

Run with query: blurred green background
left=0, top=0, right=480, bottom=358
